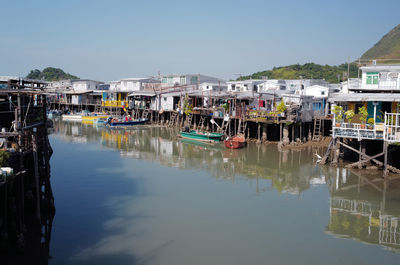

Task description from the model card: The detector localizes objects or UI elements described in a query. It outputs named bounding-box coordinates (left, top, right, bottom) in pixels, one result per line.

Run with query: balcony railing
left=102, top=100, right=128, bottom=108
left=332, top=123, right=384, bottom=140
left=384, top=113, right=400, bottom=143
left=332, top=112, right=400, bottom=143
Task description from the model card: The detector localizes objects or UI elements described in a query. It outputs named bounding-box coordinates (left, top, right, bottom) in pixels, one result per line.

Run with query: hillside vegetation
left=361, top=24, right=400, bottom=60
left=26, top=67, right=79, bottom=81
left=237, top=63, right=359, bottom=83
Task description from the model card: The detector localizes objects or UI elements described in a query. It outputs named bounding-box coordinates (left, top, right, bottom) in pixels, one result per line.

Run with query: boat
left=81, top=113, right=110, bottom=124
left=62, top=113, right=83, bottom=121
left=93, top=117, right=108, bottom=125
left=106, top=117, right=149, bottom=128
left=47, top=110, right=61, bottom=119
left=224, top=133, right=246, bottom=149
left=179, top=130, right=224, bottom=143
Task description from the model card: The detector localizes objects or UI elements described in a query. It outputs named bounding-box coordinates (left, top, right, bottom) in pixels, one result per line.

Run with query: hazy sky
left=0, top=0, right=398, bottom=81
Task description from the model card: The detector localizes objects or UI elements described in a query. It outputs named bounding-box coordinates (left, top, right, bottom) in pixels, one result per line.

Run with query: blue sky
left=0, top=0, right=398, bottom=81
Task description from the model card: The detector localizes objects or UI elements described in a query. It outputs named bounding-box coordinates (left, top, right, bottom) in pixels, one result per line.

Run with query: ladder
left=134, top=106, right=140, bottom=119
left=169, top=112, right=178, bottom=127
left=313, top=118, right=322, bottom=141
left=142, top=109, right=150, bottom=120
left=219, top=116, right=230, bottom=135
left=198, top=116, right=206, bottom=130
left=237, top=119, right=247, bottom=135
left=186, top=112, right=193, bottom=127
left=219, top=120, right=227, bottom=134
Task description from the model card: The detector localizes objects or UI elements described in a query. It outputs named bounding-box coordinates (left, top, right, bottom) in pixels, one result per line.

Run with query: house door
left=173, top=97, right=180, bottom=110
left=368, top=102, right=382, bottom=122
left=382, top=102, right=392, bottom=114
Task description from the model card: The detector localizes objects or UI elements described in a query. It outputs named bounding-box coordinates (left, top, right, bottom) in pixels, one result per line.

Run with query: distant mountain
left=26, top=67, right=79, bottom=81
left=361, top=24, right=400, bottom=60
left=237, top=63, right=358, bottom=83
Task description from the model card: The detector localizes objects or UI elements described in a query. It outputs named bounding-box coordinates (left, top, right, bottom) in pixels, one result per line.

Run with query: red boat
left=224, top=134, right=246, bottom=149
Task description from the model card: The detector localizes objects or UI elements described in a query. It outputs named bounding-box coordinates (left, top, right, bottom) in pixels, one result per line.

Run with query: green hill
left=237, top=63, right=359, bottom=83
left=26, top=67, right=79, bottom=81
left=361, top=24, right=400, bottom=60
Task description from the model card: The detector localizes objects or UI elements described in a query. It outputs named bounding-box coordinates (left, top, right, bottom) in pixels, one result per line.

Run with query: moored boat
left=94, top=117, right=108, bottom=125
left=47, top=110, right=61, bottom=119
left=62, top=114, right=83, bottom=121
left=106, top=117, right=149, bottom=128
left=224, top=133, right=246, bottom=149
left=179, top=130, right=224, bottom=143
left=81, top=113, right=110, bottom=123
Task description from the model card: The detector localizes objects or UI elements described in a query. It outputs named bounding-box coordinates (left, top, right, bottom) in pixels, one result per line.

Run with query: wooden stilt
left=32, top=133, right=41, bottom=223
left=291, top=124, right=295, bottom=143
left=332, top=138, right=339, bottom=166
left=384, top=141, right=388, bottom=177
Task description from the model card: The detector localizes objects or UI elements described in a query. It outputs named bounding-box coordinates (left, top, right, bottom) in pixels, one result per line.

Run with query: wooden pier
left=0, top=78, right=54, bottom=259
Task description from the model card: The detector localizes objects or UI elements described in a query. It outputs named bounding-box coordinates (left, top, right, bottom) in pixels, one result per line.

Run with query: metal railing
left=332, top=123, right=383, bottom=140
left=332, top=112, right=400, bottom=143
left=384, top=112, right=400, bottom=143
left=379, top=215, right=400, bottom=246
left=101, top=100, right=128, bottom=108
left=362, top=80, right=399, bottom=90
left=332, top=112, right=383, bottom=140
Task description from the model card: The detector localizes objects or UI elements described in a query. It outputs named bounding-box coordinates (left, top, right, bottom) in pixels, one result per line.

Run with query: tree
left=25, top=67, right=79, bottom=81
left=26, top=69, right=41, bottom=79
left=237, top=62, right=359, bottom=83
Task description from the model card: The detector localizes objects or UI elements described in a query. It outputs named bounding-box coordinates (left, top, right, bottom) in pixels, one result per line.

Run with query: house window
left=366, top=72, right=379, bottom=85
left=190, top=76, right=198, bottom=84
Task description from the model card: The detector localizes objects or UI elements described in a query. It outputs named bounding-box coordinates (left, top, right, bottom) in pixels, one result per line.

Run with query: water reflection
left=51, top=121, right=400, bottom=264
left=326, top=167, right=400, bottom=252
left=54, top=121, right=329, bottom=196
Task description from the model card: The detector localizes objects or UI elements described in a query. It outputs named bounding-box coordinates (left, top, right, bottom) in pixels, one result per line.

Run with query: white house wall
left=120, top=80, right=141, bottom=92
left=71, top=95, right=81, bottom=105
left=160, top=96, right=174, bottom=111
left=302, top=85, right=329, bottom=98
left=72, top=81, right=101, bottom=91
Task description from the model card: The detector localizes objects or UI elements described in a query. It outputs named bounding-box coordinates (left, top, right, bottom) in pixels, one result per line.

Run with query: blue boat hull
left=107, top=118, right=149, bottom=127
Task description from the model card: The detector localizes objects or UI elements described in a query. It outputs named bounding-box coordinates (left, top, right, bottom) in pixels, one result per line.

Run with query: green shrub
left=0, top=151, right=9, bottom=167
left=367, top=117, right=375, bottom=126
left=358, top=106, right=368, bottom=124
left=333, top=105, right=343, bottom=123
left=277, top=100, right=287, bottom=114
left=345, top=110, right=354, bottom=123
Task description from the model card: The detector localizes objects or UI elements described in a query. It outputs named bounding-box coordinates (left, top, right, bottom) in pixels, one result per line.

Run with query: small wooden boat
left=224, top=134, right=246, bottom=149
left=106, top=117, right=149, bottom=128
left=179, top=130, right=224, bottom=143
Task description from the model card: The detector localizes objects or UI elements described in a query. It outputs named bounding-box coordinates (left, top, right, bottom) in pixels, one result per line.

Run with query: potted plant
left=277, top=100, right=287, bottom=117
left=367, top=117, right=375, bottom=129
left=345, top=109, right=354, bottom=128
left=332, top=105, right=343, bottom=127
left=358, top=106, right=368, bottom=129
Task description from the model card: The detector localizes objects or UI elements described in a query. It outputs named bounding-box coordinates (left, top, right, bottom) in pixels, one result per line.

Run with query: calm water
left=48, top=121, right=400, bottom=265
